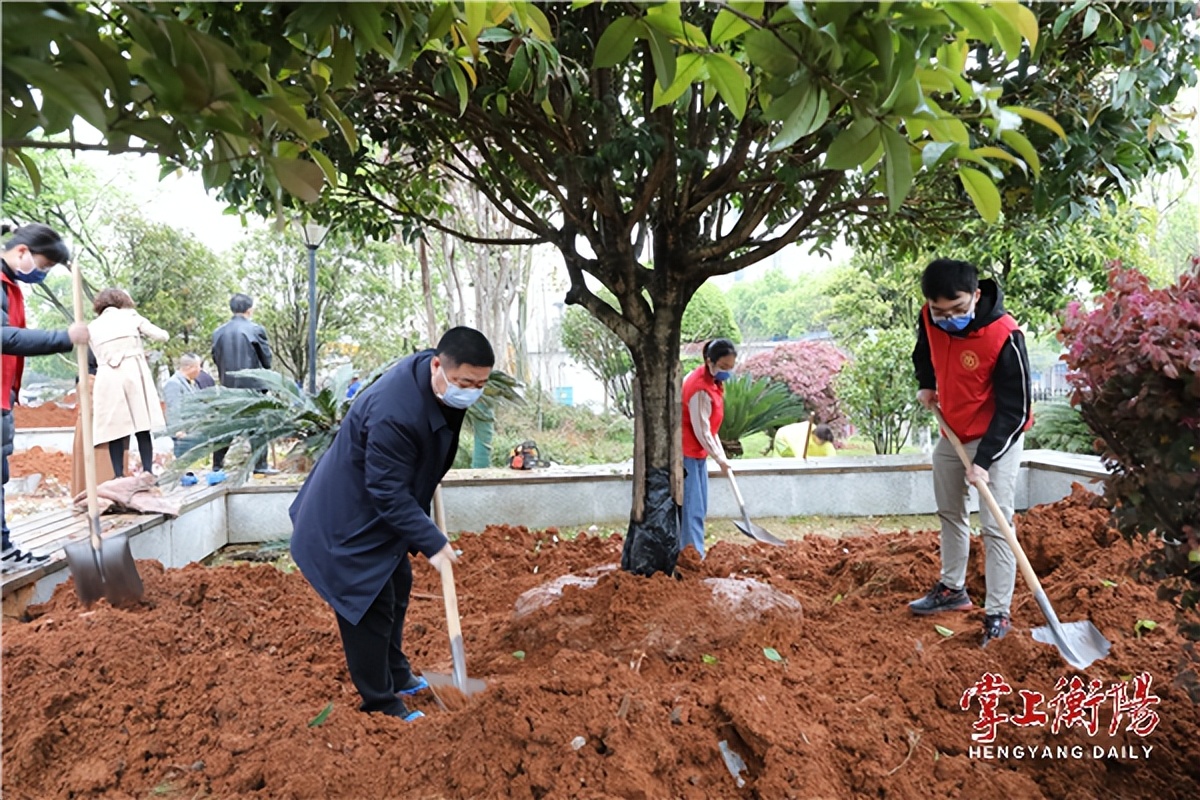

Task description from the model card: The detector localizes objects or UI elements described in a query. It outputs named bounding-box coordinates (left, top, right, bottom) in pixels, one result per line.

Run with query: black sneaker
left=908, top=581, right=974, bottom=615
left=981, top=613, right=1011, bottom=647
left=394, top=674, right=429, bottom=696
left=1, top=545, right=50, bottom=574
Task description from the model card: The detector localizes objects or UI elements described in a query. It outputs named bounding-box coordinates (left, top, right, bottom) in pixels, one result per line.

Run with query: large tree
left=5, top=2, right=1197, bottom=576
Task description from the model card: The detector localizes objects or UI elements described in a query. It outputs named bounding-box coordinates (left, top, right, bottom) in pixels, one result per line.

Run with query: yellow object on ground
left=775, top=421, right=835, bottom=458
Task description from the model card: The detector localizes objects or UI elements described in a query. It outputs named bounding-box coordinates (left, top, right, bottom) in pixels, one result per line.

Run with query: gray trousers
left=932, top=433, right=1023, bottom=615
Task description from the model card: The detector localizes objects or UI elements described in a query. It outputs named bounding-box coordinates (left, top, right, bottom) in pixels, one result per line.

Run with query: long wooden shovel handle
left=438, top=561, right=462, bottom=640
left=932, top=408, right=1043, bottom=595
left=70, top=262, right=102, bottom=548
left=431, top=485, right=461, bottom=638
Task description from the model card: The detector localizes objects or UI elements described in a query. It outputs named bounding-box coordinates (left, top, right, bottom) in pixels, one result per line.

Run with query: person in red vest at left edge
left=2, top=223, right=90, bottom=573
left=681, top=338, right=737, bottom=559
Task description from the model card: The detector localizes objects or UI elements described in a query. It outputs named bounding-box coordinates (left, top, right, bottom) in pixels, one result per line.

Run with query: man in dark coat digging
left=289, top=327, right=494, bottom=721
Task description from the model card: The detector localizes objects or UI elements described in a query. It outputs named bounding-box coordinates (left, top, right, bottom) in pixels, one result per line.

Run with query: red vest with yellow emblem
left=921, top=308, right=1029, bottom=443
left=681, top=364, right=724, bottom=459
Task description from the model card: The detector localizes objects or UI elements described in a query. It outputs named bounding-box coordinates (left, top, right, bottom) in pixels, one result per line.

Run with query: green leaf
left=742, top=29, right=799, bottom=75
left=712, top=3, right=763, bottom=45
left=704, top=54, right=747, bottom=120
left=824, top=118, right=880, bottom=170
left=880, top=126, right=914, bottom=213
left=702, top=654, right=719, bottom=664
left=512, top=650, right=526, bottom=660
left=593, top=16, right=640, bottom=68
left=310, top=149, right=339, bottom=189
left=465, top=0, right=488, bottom=41
left=448, top=60, right=469, bottom=116
left=942, top=2, right=993, bottom=44
left=831, top=593, right=843, bottom=604
left=319, top=93, right=358, bottom=153
left=1100, top=578, right=1119, bottom=587
left=268, top=156, right=326, bottom=203
left=653, top=53, right=707, bottom=110
left=934, top=625, right=955, bottom=638
left=763, top=647, right=784, bottom=662
left=643, top=23, right=676, bottom=90
left=958, top=166, right=1001, bottom=223
left=14, top=150, right=43, bottom=195
left=769, top=84, right=830, bottom=151
left=1189, top=550, right=1200, bottom=563
left=992, top=1, right=1039, bottom=50
left=993, top=131, right=1041, bottom=178
left=1082, top=7, right=1100, bottom=39
left=523, top=4, right=554, bottom=42
left=307, top=702, right=333, bottom=727
left=972, top=145, right=1026, bottom=173
left=1004, top=106, right=1068, bottom=141
left=7, top=56, right=108, bottom=132
left=988, top=9, right=1023, bottom=63
left=921, top=141, right=956, bottom=170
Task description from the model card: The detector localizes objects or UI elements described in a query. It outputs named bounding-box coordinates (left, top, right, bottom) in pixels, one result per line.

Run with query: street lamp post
left=298, top=221, right=330, bottom=394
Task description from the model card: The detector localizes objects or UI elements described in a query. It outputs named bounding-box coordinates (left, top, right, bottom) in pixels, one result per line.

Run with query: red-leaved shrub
left=740, top=341, right=849, bottom=434
left=1060, top=262, right=1200, bottom=613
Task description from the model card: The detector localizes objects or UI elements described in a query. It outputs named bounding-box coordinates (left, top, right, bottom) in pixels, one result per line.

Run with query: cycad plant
left=1027, top=400, right=1096, bottom=454
left=168, top=363, right=523, bottom=483
left=716, top=374, right=807, bottom=457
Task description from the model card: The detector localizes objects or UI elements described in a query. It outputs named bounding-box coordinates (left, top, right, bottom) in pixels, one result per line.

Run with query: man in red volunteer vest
left=2, top=223, right=90, bottom=573
left=909, top=258, right=1032, bottom=646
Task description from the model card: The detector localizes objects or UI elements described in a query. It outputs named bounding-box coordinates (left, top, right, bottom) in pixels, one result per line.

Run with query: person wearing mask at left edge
left=680, top=338, right=737, bottom=559
left=2, top=223, right=90, bottom=573
left=289, top=327, right=494, bottom=722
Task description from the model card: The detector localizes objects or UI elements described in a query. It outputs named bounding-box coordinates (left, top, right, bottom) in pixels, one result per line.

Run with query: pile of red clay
left=6, top=445, right=73, bottom=486
left=3, top=486, right=1197, bottom=799
left=12, top=401, right=77, bottom=428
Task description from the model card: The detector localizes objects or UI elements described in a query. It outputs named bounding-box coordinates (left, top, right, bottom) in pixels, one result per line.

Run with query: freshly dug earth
left=7, top=445, right=73, bottom=486
left=11, top=401, right=76, bottom=428
left=3, top=486, right=1198, bottom=799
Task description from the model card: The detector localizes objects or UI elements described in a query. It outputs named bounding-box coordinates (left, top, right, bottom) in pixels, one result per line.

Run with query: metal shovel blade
left=1029, top=590, right=1111, bottom=671
left=63, top=531, right=144, bottom=608
left=422, top=671, right=488, bottom=696
left=733, top=519, right=787, bottom=547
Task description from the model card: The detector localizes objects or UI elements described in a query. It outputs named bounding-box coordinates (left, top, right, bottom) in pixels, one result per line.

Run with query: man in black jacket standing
left=2, top=223, right=90, bottom=573
left=290, top=327, right=493, bottom=721
left=210, top=293, right=275, bottom=473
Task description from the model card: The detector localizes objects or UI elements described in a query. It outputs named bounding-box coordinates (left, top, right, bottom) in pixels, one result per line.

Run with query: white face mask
left=437, top=367, right=484, bottom=409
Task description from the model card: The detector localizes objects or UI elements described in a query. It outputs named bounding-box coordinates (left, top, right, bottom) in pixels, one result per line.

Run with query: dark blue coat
left=289, top=351, right=461, bottom=624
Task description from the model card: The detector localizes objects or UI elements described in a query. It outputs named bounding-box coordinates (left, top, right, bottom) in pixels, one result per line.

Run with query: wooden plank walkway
left=1, top=483, right=228, bottom=602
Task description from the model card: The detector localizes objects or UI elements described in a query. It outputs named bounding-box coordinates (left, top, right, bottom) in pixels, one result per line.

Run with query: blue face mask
left=934, top=313, right=973, bottom=333
left=14, top=269, right=48, bottom=284
left=438, top=368, right=484, bottom=409
left=714, top=370, right=733, bottom=382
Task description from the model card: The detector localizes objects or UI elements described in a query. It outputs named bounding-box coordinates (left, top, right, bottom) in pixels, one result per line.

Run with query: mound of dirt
left=6, top=446, right=72, bottom=486
left=12, top=401, right=76, bottom=428
left=2, top=486, right=1197, bottom=799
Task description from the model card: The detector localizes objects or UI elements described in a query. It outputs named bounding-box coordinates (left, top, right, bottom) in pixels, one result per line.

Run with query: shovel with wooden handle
left=932, top=408, right=1110, bottom=670
left=726, top=469, right=786, bottom=547
left=61, top=261, right=144, bottom=607
left=422, top=486, right=486, bottom=696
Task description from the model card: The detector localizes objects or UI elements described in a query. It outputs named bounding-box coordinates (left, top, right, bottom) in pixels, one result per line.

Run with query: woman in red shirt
left=680, top=339, right=737, bottom=558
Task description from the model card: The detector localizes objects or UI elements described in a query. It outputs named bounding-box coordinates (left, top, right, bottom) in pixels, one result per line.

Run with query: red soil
left=2, top=486, right=1197, bottom=799
left=11, top=401, right=77, bottom=429
left=5, top=446, right=72, bottom=486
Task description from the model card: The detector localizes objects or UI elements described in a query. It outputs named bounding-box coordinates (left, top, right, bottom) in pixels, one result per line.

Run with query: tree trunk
left=419, top=238, right=437, bottom=344
left=619, top=307, right=685, bottom=577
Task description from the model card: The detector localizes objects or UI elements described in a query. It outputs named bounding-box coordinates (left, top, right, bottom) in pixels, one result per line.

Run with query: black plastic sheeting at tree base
left=620, top=466, right=682, bottom=576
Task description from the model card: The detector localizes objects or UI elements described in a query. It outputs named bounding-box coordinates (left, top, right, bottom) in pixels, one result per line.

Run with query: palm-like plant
left=168, top=363, right=523, bottom=484
left=716, top=375, right=807, bottom=457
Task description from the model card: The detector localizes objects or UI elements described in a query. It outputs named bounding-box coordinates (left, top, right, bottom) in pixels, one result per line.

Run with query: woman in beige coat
left=88, top=288, right=169, bottom=477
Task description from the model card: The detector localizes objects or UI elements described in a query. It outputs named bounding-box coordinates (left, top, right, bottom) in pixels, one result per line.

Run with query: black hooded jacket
left=912, top=278, right=1032, bottom=470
